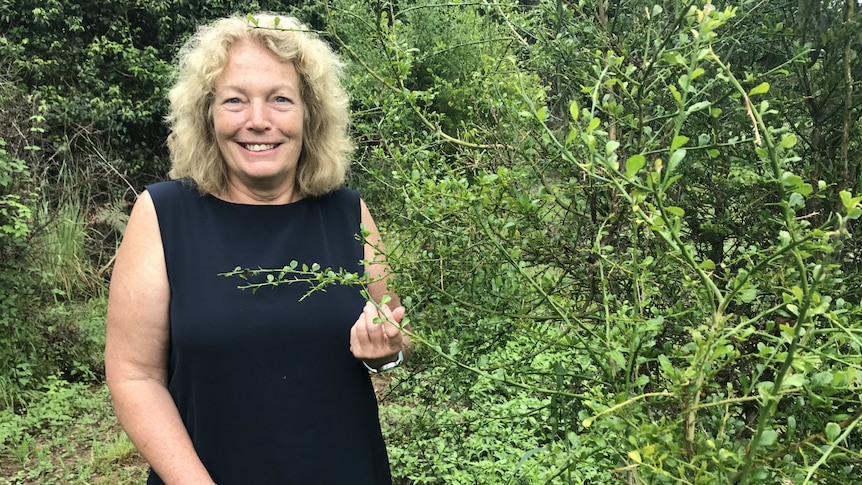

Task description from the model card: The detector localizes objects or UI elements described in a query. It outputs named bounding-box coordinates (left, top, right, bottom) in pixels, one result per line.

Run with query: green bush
left=0, top=73, right=39, bottom=409
left=0, top=73, right=107, bottom=409
left=321, top=0, right=862, bottom=482
left=321, top=0, right=541, bottom=216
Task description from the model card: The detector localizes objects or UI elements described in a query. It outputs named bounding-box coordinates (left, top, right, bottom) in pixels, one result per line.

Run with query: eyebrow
left=216, top=78, right=300, bottom=90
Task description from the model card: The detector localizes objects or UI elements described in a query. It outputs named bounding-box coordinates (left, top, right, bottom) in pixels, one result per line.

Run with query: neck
left=220, top=178, right=303, bottom=205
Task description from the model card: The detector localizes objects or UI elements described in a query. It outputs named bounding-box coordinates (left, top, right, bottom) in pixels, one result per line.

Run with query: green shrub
left=324, top=0, right=862, bottom=482
left=0, top=73, right=107, bottom=409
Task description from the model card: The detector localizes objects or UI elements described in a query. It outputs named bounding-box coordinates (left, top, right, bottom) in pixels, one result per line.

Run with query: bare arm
left=349, top=199, right=412, bottom=368
left=105, top=190, right=215, bottom=485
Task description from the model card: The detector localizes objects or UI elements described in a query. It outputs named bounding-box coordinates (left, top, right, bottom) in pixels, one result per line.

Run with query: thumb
left=380, top=305, right=406, bottom=339
left=389, top=305, right=405, bottom=325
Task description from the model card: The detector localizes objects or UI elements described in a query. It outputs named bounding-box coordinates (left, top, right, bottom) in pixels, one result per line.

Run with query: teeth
left=244, top=144, right=277, bottom=152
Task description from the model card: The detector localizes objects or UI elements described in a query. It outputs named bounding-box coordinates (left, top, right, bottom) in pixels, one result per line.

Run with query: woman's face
left=212, top=39, right=304, bottom=196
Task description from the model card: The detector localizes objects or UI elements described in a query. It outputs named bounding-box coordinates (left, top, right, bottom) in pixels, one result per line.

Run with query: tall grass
left=35, top=199, right=103, bottom=300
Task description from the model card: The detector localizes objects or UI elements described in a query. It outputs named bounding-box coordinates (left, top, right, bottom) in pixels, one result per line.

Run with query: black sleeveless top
left=145, top=180, right=391, bottom=485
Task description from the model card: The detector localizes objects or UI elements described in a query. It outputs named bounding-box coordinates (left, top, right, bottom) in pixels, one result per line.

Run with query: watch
left=362, top=350, right=404, bottom=373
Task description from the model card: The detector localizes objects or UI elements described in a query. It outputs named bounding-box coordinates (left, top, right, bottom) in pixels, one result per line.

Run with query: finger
left=362, top=301, right=382, bottom=342
left=382, top=320, right=401, bottom=340
left=348, top=324, right=359, bottom=355
left=389, top=306, right=405, bottom=324
left=351, top=302, right=377, bottom=349
left=379, top=315, right=391, bottom=345
left=379, top=305, right=405, bottom=340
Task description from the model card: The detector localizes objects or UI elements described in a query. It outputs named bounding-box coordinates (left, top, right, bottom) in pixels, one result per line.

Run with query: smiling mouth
left=241, top=143, right=279, bottom=152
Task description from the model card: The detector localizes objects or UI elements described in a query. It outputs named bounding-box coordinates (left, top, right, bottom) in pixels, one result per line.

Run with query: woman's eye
left=274, top=96, right=289, bottom=103
left=226, top=98, right=241, bottom=104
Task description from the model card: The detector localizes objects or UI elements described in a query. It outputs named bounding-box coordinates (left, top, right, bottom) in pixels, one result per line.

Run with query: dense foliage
left=325, top=0, right=862, bottom=482
left=2, top=0, right=861, bottom=483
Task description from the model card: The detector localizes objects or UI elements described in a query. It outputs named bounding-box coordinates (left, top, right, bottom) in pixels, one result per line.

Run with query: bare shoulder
left=110, top=190, right=167, bottom=294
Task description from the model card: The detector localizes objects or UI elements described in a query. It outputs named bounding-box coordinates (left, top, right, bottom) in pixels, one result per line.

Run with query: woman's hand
left=349, top=302, right=408, bottom=367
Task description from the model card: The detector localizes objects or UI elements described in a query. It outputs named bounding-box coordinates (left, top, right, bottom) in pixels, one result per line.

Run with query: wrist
left=362, top=350, right=403, bottom=373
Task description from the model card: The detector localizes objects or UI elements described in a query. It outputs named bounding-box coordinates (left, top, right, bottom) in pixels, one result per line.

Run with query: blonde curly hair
left=165, top=13, right=352, bottom=197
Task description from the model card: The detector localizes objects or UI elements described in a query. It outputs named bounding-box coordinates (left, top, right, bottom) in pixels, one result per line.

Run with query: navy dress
left=145, top=180, right=391, bottom=485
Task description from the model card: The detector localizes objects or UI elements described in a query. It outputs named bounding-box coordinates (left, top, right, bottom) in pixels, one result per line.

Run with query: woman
left=105, top=13, right=410, bottom=484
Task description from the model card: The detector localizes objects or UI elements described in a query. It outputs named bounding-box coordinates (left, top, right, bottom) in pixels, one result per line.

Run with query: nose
left=247, top=99, right=270, bottom=131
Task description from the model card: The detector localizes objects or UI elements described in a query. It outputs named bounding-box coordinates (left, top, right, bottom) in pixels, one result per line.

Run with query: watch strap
left=362, top=350, right=404, bottom=373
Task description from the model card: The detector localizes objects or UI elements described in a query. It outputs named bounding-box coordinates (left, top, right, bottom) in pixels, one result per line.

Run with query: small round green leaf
left=749, top=82, right=770, bottom=96
left=625, top=154, right=645, bottom=178
left=825, top=422, right=841, bottom=442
